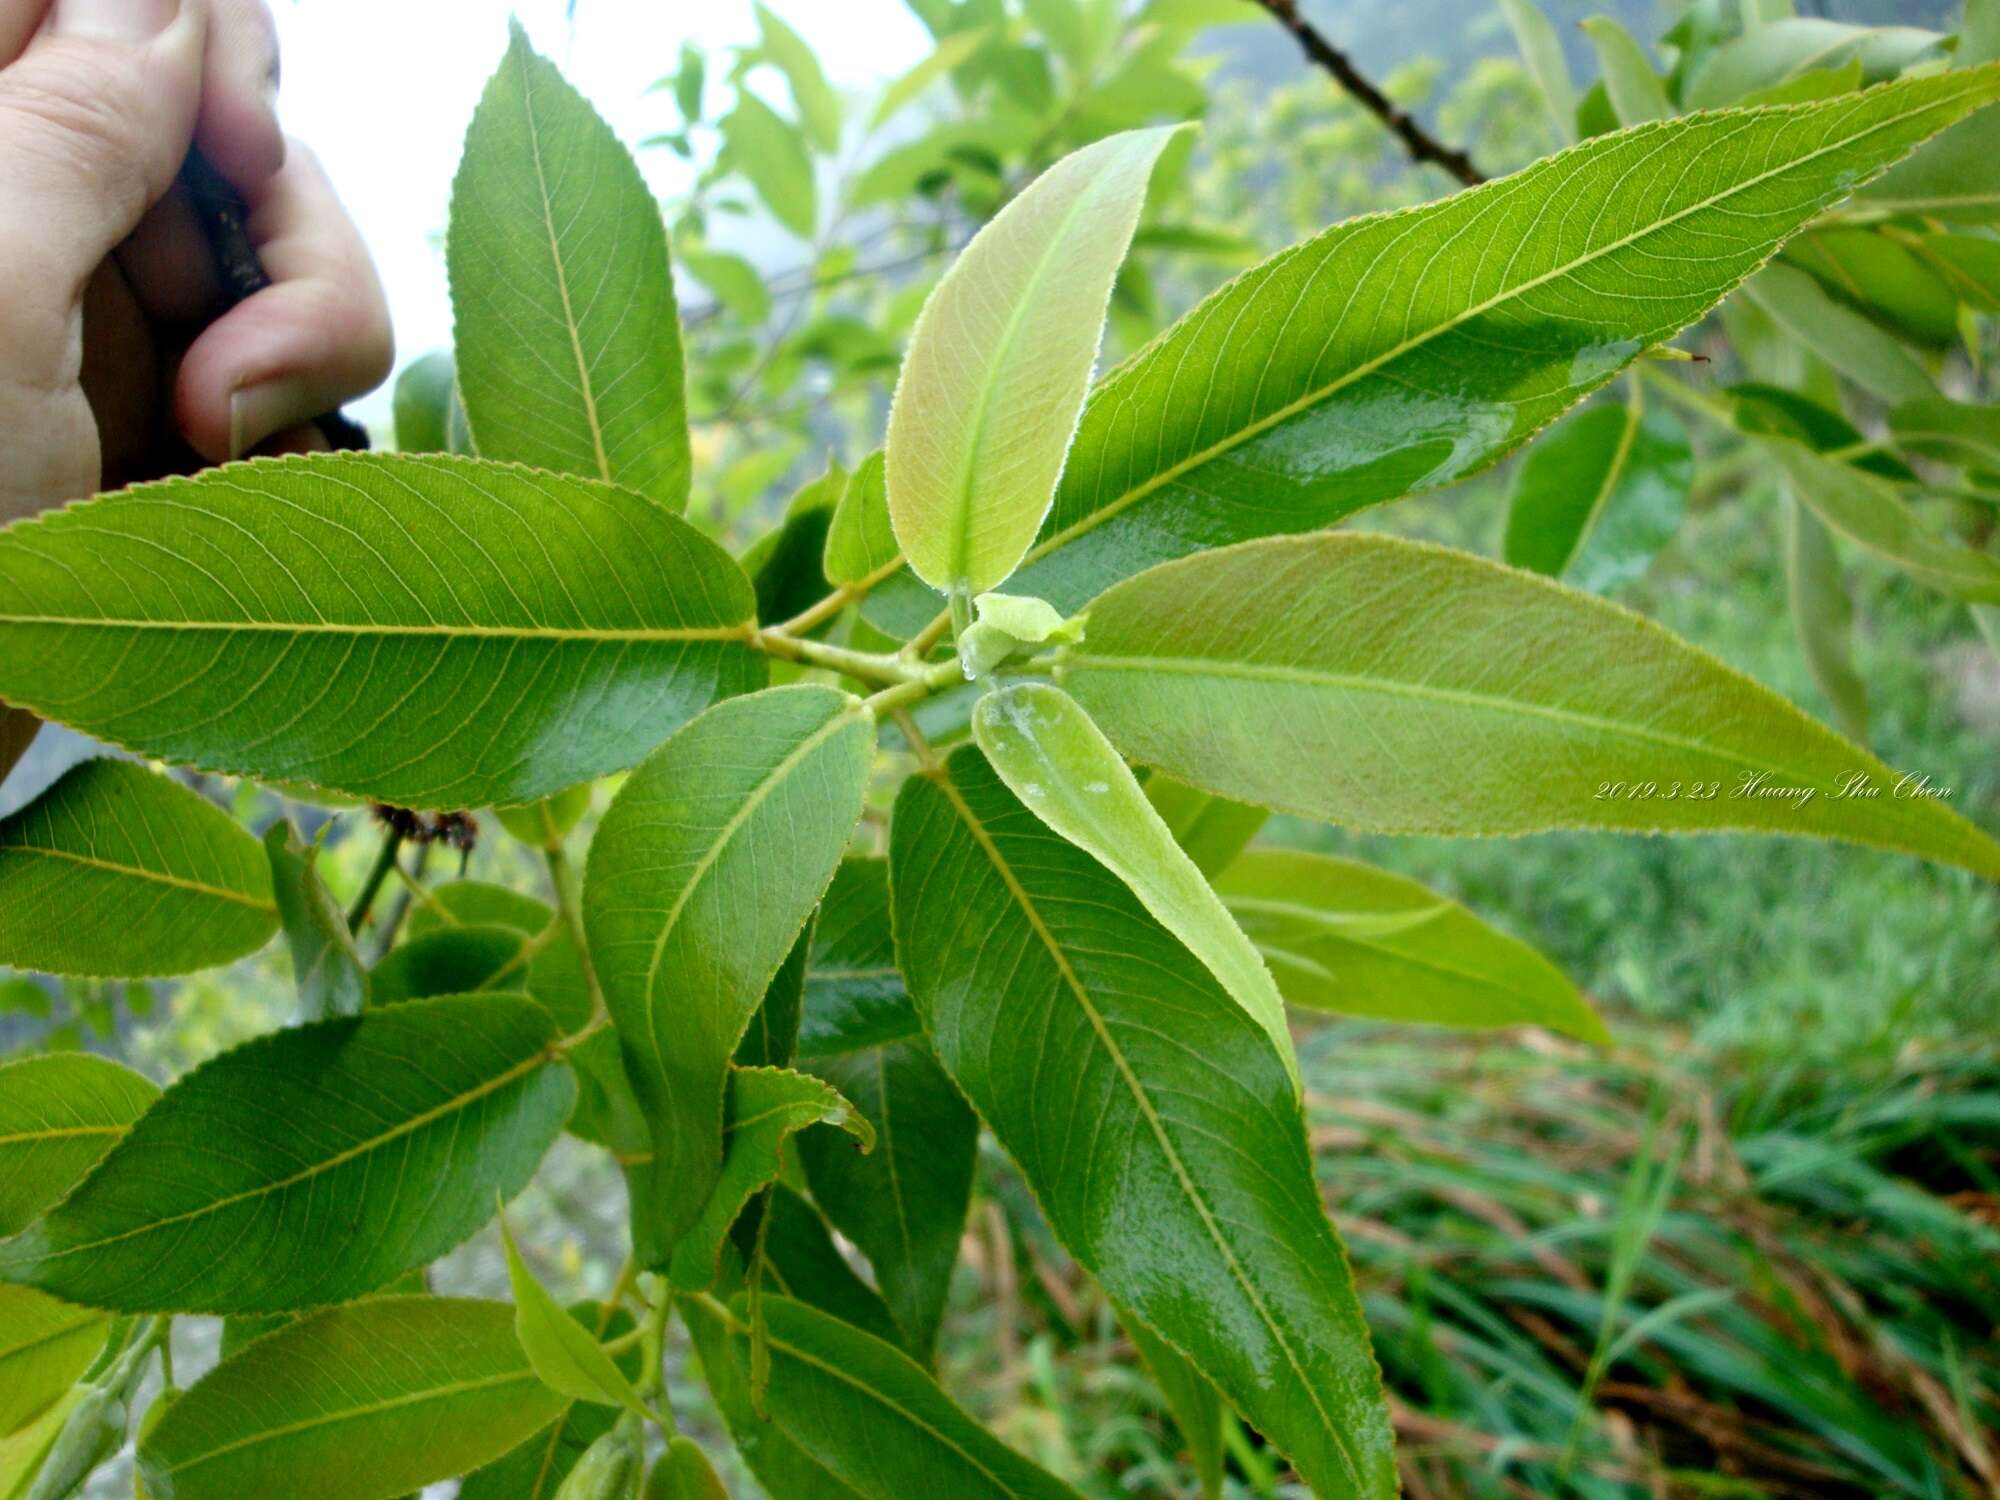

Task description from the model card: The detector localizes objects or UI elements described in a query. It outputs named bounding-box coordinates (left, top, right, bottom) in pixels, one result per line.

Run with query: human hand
left=0, top=0, right=393, bottom=780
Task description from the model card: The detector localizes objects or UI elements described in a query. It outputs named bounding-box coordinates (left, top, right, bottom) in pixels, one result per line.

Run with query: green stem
left=545, top=845, right=607, bottom=1026
left=346, top=828, right=404, bottom=934
left=755, top=627, right=928, bottom=688
left=634, top=1276, right=678, bottom=1436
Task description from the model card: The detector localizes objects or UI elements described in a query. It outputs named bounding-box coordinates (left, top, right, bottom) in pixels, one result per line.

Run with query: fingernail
left=50, top=0, right=177, bottom=40
left=229, top=378, right=308, bottom=462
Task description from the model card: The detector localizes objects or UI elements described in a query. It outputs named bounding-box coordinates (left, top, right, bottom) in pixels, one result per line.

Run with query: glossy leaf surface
left=0, top=1052, right=158, bottom=1238
left=449, top=24, right=691, bottom=508
left=1124, top=1312, right=1224, bottom=1500
left=873, top=71, right=2000, bottom=627
left=886, top=127, right=1178, bottom=595
left=668, top=1066, right=871, bottom=1290
left=800, top=1039, right=978, bottom=1361
left=0, top=454, right=763, bottom=809
left=971, top=681, right=1297, bottom=1084
left=265, top=823, right=368, bottom=1020
left=0, top=995, right=575, bottom=1313
left=137, top=1297, right=564, bottom=1500
left=0, top=760, right=275, bottom=979
left=892, top=749, right=1396, bottom=1499
left=1060, top=534, right=2000, bottom=879
left=694, top=1293, right=1086, bottom=1499
left=1217, top=850, right=1608, bottom=1043
left=1503, top=401, right=1691, bottom=593
left=799, top=859, right=919, bottom=1059
left=585, top=685, right=872, bottom=1261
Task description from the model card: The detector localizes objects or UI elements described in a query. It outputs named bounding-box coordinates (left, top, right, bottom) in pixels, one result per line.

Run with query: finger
left=113, top=180, right=228, bottom=324
left=175, top=141, right=393, bottom=461
left=0, top=0, right=208, bottom=380
left=0, top=0, right=51, bottom=65
left=194, top=0, right=280, bottom=185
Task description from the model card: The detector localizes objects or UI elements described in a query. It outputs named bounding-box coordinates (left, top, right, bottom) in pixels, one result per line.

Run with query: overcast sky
left=269, top=0, right=931, bottom=430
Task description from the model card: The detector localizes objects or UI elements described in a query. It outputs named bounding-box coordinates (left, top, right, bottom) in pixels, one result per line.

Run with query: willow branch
left=1249, top=0, right=1485, bottom=187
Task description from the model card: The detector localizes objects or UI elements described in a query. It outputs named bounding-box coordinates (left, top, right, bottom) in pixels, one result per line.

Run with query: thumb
left=0, top=0, right=207, bottom=363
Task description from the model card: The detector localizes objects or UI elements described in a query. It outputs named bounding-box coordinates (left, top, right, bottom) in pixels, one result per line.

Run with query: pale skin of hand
left=0, top=0, right=392, bottom=784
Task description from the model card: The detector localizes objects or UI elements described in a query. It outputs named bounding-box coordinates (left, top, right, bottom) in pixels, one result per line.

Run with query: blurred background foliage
left=6, top=0, right=1996, bottom=1495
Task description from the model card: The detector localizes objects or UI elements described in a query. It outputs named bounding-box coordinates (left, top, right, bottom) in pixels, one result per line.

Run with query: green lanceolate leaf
left=1581, top=18, right=1672, bottom=124
left=501, top=1215, right=649, bottom=1420
left=692, top=1293, right=1086, bottom=1500
left=1216, top=850, right=1608, bottom=1043
left=370, top=924, right=538, bottom=1008
left=1058, top=534, right=2000, bottom=879
left=1498, top=0, right=1576, bottom=143
left=449, top=23, right=691, bottom=509
left=1785, top=490, right=1870, bottom=744
left=265, top=822, right=368, bottom=1020
left=799, top=1039, right=977, bottom=1362
left=137, top=1297, right=565, bottom=1500
left=1503, top=400, right=1691, bottom=593
left=0, top=1287, right=107, bottom=1436
left=669, top=1067, right=872, bottom=1291
left=722, top=91, right=818, bottom=239
left=971, top=681, right=1298, bottom=1085
left=0, top=994, right=575, bottom=1313
left=495, top=785, right=593, bottom=850
left=735, top=925, right=812, bottom=1072
left=1122, top=1312, right=1225, bottom=1500
left=759, top=1187, right=903, bottom=1348
left=1140, top=773, right=1267, bottom=878
left=1858, top=109, right=2000, bottom=222
left=407, top=880, right=551, bottom=938
left=0, top=760, right=275, bottom=979
left=885, top=126, right=1181, bottom=597
left=0, top=1052, right=158, bottom=1238
left=584, top=685, right=873, bottom=1264
left=647, top=1438, right=730, bottom=1500
left=892, top=748, right=1396, bottom=1499
left=1744, top=262, right=1932, bottom=402
left=393, top=350, right=473, bottom=457
left=872, top=70, right=2000, bottom=630
left=744, top=462, right=845, bottom=630
left=459, top=1302, right=637, bottom=1500
left=0, top=454, right=763, bottom=809
left=1889, top=395, right=2000, bottom=471
left=799, top=859, right=919, bottom=1059
left=822, top=453, right=898, bottom=591
left=755, top=2, right=841, bottom=152
left=1767, top=437, right=2000, bottom=603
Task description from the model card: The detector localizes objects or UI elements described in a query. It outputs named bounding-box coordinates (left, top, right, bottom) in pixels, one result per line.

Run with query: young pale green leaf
left=1141, top=772, right=1268, bottom=878
left=822, top=452, right=899, bottom=590
left=1686, top=20, right=1946, bottom=109
left=972, top=681, right=1298, bottom=1085
left=722, top=91, right=818, bottom=239
left=459, top=1302, right=638, bottom=1500
left=886, top=126, right=1181, bottom=596
left=870, top=28, right=991, bottom=129
left=1503, top=400, right=1692, bottom=593
left=799, top=859, right=920, bottom=1059
left=1785, top=490, right=1870, bottom=744
left=865, top=69, right=2000, bottom=632
left=0, top=994, right=575, bottom=1313
left=668, top=1066, right=872, bottom=1291
left=1059, top=534, right=2000, bottom=878
left=0, top=455, right=763, bottom=809
left=1889, top=396, right=2000, bottom=470
left=1582, top=18, right=1672, bottom=124
left=760, top=1186, right=904, bottom=1348
left=137, top=1297, right=565, bottom=1500
left=755, top=2, right=841, bottom=152
left=647, top=1437, right=730, bottom=1500
left=501, top=1215, right=649, bottom=1420
left=892, top=749, right=1396, bottom=1499
left=0, top=1385, right=79, bottom=1500
left=799, top=1039, right=978, bottom=1362
left=1499, top=0, right=1576, bottom=142
left=495, top=786, right=593, bottom=851
left=584, top=685, right=873, bottom=1264
left=393, top=350, right=473, bottom=456
left=1767, top=437, right=2000, bottom=603
left=0, top=761, right=275, bottom=979
left=692, top=1293, right=1087, bottom=1500
left=1744, top=263, right=1932, bottom=402
left=265, top=822, right=367, bottom=1020
left=0, top=1052, right=158, bottom=1238
left=1216, top=850, right=1609, bottom=1043
left=678, top=242, right=771, bottom=324
left=449, top=24, right=691, bottom=509
left=1122, top=1312, right=1224, bottom=1500
left=0, top=1287, right=107, bottom=1437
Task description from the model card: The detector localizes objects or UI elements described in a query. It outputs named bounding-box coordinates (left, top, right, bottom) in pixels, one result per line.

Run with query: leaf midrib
left=0, top=843, right=274, bottom=914
left=929, top=770, right=1362, bottom=1491
left=1020, top=84, right=1973, bottom=571
left=8, top=1045, right=556, bottom=1265
left=0, top=615, right=749, bottom=642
